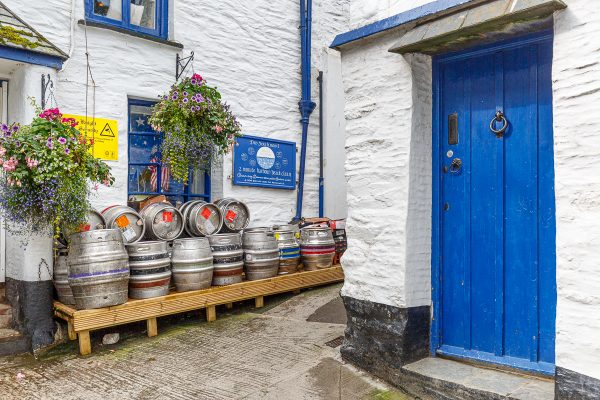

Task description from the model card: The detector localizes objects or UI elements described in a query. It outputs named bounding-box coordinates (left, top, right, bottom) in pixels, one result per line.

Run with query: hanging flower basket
left=149, top=73, right=242, bottom=184
left=0, top=106, right=114, bottom=239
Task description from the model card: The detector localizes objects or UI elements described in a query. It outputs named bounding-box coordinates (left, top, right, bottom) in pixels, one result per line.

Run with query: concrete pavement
left=0, top=284, right=410, bottom=400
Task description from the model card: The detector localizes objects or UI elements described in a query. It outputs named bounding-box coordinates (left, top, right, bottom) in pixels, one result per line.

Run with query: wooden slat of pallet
left=54, top=266, right=343, bottom=333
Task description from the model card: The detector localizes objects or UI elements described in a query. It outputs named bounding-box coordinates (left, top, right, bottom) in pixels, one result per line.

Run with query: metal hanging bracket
left=41, top=74, right=54, bottom=109
left=176, top=51, right=195, bottom=81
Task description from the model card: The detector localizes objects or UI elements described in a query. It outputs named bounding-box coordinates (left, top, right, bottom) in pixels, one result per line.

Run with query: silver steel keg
left=179, top=200, right=223, bottom=236
left=214, top=198, right=250, bottom=233
left=102, top=205, right=145, bottom=244
left=53, top=248, right=75, bottom=306
left=208, top=233, right=244, bottom=285
left=171, top=238, right=214, bottom=292
left=273, top=225, right=301, bottom=275
left=242, top=229, right=280, bottom=280
left=140, top=202, right=184, bottom=241
left=126, top=241, right=171, bottom=299
left=57, top=209, right=107, bottom=248
left=300, top=226, right=336, bottom=271
left=67, top=229, right=129, bottom=309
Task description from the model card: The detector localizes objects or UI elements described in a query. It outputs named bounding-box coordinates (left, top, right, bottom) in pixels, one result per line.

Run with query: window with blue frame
left=128, top=99, right=210, bottom=205
left=85, top=0, right=168, bottom=39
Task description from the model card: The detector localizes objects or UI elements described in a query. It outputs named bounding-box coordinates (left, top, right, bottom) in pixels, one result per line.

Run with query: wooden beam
left=78, top=331, right=91, bottom=356
left=255, top=296, right=264, bottom=308
left=67, top=320, right=77, bottom=341
left=206, top=305, right=216, bottom=322
left=147, top=318, right=158, bottom=337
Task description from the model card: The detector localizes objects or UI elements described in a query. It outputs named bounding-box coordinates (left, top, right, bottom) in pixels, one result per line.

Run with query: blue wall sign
left=233, top=135, right=296, bottom=190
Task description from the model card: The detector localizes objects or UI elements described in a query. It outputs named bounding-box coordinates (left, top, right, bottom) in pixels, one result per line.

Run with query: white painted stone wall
left=338, top=0, right=600, bottom=382
left=338, top=28, right=432, bottom=309
left=348, top=0, right=433, bottom=29
left=552, top=0, right=600, bottom=382
left=3, top=0, right=350, bottom=228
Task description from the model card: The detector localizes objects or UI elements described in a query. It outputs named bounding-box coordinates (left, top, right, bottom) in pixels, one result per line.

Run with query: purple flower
left=11, top=125, right=18, bottom=132
left=46, top=139, right=53, bottom=149
left=64, top=148, right=70, bottom=155
left=183, top=91, right=188, bottom=96
left=190, top=79, right=197, bottom=85
left=1, top=124, right=7, bottom=132
left=58, top=137, right=67, bottom=144
left=182, top=98, right=189, bottom=104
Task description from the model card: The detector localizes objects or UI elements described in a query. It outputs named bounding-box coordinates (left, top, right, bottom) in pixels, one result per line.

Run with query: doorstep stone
left=401, top=357, right=554, bottom=400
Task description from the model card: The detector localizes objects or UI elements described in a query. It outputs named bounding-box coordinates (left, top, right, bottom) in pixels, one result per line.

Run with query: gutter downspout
left=317, top=70, right=324, bottom=218
left=294, top=0, right=316, bottom=222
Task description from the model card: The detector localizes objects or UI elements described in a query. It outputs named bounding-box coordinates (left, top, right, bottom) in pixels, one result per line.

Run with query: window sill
left=78, top=20, right=183, bottom=49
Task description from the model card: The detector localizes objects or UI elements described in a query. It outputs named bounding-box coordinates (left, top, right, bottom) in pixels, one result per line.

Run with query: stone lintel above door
left=389, top=0, right=566, bottom=55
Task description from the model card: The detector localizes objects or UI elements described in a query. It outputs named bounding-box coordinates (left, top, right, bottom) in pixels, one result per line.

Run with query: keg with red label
left=214, top=198, right=250, bottom=233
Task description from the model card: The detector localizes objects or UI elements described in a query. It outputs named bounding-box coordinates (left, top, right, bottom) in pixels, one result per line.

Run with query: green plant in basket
left=0, top=105, right=114, bottom=240
left=149, top=73, right=242, bottom=184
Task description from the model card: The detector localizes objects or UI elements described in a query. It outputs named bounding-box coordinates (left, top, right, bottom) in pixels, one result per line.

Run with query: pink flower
left=192, top=73, right=203, bottom=82
left=92, top=183, right=99, bottom=191
left=0, top=146, right=6, bottom=157
left=102, top=179, right=110, bottom=186
left=214, top=125, right=223, bottom=133
left=3, top=157, right=18, bottom=172
left=25, top=157, right=39, bottom=169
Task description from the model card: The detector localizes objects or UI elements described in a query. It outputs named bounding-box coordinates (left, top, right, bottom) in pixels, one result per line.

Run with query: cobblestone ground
left=0, top=284, right=409, bottom=400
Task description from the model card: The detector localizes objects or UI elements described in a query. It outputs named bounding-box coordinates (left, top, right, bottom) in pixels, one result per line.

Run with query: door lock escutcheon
left=449, top=158, right=462, bottom=174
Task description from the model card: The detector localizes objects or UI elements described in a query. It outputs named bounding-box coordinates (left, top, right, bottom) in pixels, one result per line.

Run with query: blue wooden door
left=433, top=33, right=556, bottom=375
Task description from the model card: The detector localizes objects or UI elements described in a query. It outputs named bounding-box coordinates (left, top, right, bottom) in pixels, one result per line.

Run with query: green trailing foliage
left=149, top=73, right=242, bottom=184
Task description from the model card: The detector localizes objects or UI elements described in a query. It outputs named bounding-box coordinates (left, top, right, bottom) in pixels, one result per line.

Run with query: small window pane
left=130, top=0, right=156, bottom=29
left=189, top=170, right=207, bottom=195
left=129, top=165, right=158, bottom=193
left=130, top=134, right=161, bottom=163
left=163, top=173, right=184, bottom=195
left=94, top=0, right=122, bottom=20
left=129, top=104, right=154, bottom=132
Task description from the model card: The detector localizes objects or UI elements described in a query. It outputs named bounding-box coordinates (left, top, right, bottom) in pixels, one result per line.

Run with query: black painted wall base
left=556, top=367, right=600, bottom=400
left=340, top=296, right=430, bottom=383
left=5, top=277, right=55, bottom=353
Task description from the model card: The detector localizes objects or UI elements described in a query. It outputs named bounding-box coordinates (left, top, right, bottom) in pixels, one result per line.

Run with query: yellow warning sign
left=62, top=114, right=118, bottom=161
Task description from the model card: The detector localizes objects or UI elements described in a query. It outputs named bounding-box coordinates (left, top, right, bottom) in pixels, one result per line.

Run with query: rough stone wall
left=3, top=0, right=350, bottom=226
left=348, top=0, right=433, bottom=29
left=552, top=0, right=600, bottom=382
left=338, top=28, right=432, bottom=309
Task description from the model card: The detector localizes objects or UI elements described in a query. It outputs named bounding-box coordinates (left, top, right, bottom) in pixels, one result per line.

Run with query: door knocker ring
left=490, top=110, right=508, bottom=137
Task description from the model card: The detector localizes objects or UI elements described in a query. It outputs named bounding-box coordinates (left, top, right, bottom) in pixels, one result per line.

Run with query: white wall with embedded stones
left=338, top=28, right=432, bottom=309
left=552, top=0, right=600, bottom=382
left=3, top=0, right=350, bottom=227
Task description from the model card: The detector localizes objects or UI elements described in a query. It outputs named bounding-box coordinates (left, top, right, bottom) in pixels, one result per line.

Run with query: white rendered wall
left=3, top=0, right=350, bottom=227
left=322, top=48, right=348, bottom=220
left=338, top=30, right=432, bottom=309
left=4, top=63, right=57, bottom=282
left=348, top=0, right=433, bottom=29
left=552, top=1, right=600, bottom=382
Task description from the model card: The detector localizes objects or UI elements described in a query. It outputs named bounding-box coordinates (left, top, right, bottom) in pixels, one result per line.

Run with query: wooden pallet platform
left=54, top=265, right=344, bottom=356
